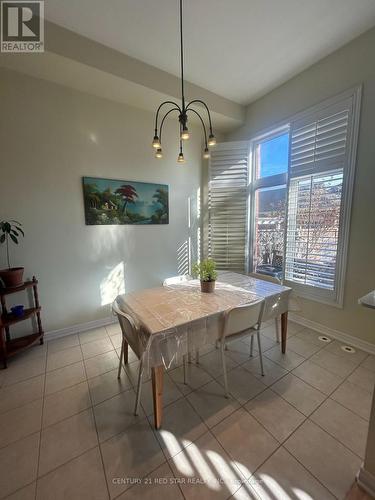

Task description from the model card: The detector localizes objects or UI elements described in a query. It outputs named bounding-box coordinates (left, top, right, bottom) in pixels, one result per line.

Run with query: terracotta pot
left=200, top=280, right=216, bottom=293
left=0, top=267, right=24, bottom=288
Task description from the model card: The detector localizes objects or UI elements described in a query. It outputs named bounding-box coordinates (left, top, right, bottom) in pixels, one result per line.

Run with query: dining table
left=117, top=271, right=291, bottom=429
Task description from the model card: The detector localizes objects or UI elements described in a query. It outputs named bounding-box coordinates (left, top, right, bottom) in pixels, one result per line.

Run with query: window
left=284, top=88, right=361, bottom=305
left=208, top=87, right=361, bottom=306
left=250, top=130, right=289, bottom=279
left=208, top=142, right=250, bottom=272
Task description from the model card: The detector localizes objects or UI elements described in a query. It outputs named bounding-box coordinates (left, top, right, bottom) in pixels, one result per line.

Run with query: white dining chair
left=248, top=272, right=282, bottom=343
left=113, top=300, right=144, bottom=416
left=219, top=298, right=265, bottom=398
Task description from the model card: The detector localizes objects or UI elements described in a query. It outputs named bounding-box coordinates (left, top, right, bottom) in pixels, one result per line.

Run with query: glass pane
left=254, top=186, right=286, bottom=280
left=285, top=172, right=343, bottom=290
left=256, top=133, right=289, bottom=179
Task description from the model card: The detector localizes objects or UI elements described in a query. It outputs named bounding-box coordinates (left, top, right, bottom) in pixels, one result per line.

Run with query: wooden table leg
left=123, top=340, right=128, bottom=364
left=0, top=324, right=7, bottom=369
left=281, top=311, right=288, bottom=354
left=151, top=365, right=164, bottom=429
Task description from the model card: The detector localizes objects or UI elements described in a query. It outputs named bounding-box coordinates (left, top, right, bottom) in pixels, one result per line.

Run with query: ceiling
left=45, top=0, right=375, bottom=105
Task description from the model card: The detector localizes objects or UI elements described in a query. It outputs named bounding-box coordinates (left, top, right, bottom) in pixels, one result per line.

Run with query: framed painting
left=82, top=177, right=169, bottom=225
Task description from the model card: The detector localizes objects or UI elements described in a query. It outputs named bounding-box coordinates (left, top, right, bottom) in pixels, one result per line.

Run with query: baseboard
left=289, top=313, right=375, bottom=355
left=357, top=466, right=375, bottom=498
left=45, top=316, right=117, bottom=341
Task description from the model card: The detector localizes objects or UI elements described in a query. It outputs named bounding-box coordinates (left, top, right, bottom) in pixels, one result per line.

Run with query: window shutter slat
left=208, top=142, right=249, bottom=272
left=290, top=107, right=350, bottom=174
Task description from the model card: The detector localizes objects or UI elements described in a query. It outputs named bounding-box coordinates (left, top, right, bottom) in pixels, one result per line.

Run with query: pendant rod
left=180, top=0, right=185, bottom=110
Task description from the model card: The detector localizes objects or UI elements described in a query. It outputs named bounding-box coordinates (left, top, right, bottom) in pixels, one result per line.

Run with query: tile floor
left=0, top=320, right=373, bottom=500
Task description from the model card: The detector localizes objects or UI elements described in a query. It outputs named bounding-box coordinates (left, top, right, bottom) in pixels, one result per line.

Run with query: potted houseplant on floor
left=192, top=258, right=218, bottom=293
left=0, top=219, right=25, bottom=288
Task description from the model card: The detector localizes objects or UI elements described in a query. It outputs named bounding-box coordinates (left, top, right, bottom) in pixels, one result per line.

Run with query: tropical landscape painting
left=82, top=177, right=169, bottom=225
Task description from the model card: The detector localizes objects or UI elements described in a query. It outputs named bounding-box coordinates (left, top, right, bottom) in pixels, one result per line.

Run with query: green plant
left=192, top=258, right=218, bottom=282
left=0, top=220, right=24, bottom=269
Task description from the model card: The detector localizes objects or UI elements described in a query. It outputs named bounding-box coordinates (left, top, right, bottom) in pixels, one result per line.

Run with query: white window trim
left=247, top=86, right=361, bottom=307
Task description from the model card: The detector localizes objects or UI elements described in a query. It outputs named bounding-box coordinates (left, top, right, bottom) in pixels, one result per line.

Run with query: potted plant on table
left=192, top=258, right=218, bottom=293
left=0, top=220, right=25, bottom=288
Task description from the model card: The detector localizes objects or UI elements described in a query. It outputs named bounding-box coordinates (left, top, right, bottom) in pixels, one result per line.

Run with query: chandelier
left=152, top=0, right=216, bottom=163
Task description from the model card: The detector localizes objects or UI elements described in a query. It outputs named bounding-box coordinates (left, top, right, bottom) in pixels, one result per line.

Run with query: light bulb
left=177, top=152, right=185, bottom=163
left=203, top=147, right=210, bottom=159
left=180, top=127, right=190, bottom=140
left=152, top=135, right=161, bottom=149
left=155, top=148, right=163, bottom=159
left=208, top=133, right=216, bottom=146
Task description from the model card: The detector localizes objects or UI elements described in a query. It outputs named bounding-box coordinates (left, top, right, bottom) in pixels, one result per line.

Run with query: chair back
left=221, top=298, right=265, bottom=340
left=112, top=300, right=143, bottom=359
left=248, top=272, right=282, bottom=285
left=250, top=271, right=300, bottom=311
left=163, top=274, right=192, bottom=286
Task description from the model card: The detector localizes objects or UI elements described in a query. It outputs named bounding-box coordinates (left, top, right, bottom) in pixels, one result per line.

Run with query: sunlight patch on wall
left=89, top=132, right=98, bottom=144
left=100, top=262, right=125, bottom=306
left=177, top=240, right=189, bottom=275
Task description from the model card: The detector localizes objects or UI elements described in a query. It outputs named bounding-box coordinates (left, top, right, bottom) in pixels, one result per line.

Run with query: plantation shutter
left=208, top=141, right=250, bottom=272
left=289, top=101, right=350, bottom=175
left=285, top=93, right=357, bottom=301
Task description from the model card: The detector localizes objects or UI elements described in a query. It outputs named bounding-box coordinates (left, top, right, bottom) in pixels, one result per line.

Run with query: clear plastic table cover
left=116, top=271, right=291, bottom=373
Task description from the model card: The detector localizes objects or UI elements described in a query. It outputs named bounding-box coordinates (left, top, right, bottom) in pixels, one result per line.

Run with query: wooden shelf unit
left=0, top=276, right=44, bottom=368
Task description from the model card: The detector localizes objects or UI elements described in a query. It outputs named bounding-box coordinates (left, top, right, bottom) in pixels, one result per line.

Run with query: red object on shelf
left=0, top=276, right=44, bottom=368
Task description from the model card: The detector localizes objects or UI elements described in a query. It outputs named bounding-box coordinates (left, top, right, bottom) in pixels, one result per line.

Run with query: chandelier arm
left=186, top=100, right=213, bottom=133
left=159, top=107, right=181, bottom=142
left=186, top=108, right=208, bottom=147
left=155, top=101, right=182, bottom=132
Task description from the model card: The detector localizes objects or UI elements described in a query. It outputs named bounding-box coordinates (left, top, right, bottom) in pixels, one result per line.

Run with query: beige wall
left=0, top=68, right=202, bottom=334
left=226, top=27, right=375, bottom=345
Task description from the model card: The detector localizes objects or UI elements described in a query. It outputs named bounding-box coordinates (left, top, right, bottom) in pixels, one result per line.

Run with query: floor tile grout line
left=34, top=443, right=100, bottom=484
left=110, top=458, right=173, bottom=500
left=104, top=395, right=176, bottom=499
left=307, top=412, right=367, bottom=461
left=328, top=398, right=370, bottom=423
left=167, top=421, right=251, bottom=499
left=0, top=330, right=368, bottom=421
left=260, top=352, right=368, bottom=487
left=1, top=344, right=121, bottom=390
left=1, top=324, right=371, bottom=499
left=205, top=426, right=253, bottom=492
left=79, top=341, right=111, bottom=500
left=322, top=395, right=371, bottom=423
left=234, top=392, right=341, bottom=500
left=304, top=354, right=363, bottom=380
left=0, top=325, right=366, bottom=395
left=2, top=479, right=37, bottom=500
left=143, top=395, right=209, bottom=500
left=34, top=338, right=48, bottom=500
left=262, top=335, right=368, bottom=408
left=0, top=380, right=184, bottom=454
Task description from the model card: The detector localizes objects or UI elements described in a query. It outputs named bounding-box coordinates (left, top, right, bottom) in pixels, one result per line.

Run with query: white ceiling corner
left=44, top=0, right=375, bottom=105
